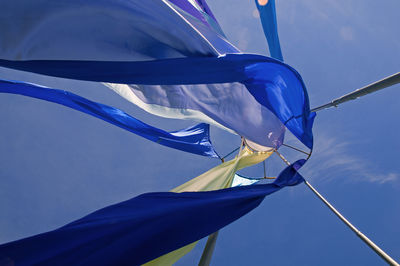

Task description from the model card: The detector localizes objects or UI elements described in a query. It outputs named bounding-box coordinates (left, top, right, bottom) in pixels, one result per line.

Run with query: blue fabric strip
left=0, top=160, right=305, bottom=266
left=0, top=79, right=219, bottom=158
left=255, top=0, right=283, bottom=61
left=0, top=53, right=315, bottom=148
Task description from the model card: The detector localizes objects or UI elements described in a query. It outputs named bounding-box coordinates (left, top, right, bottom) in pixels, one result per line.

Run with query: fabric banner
left=0, top=54, right=314, bottom=149
left=0, top=79, right=218, bottom=158
left=172, top=146, right=272, bottom=192
left=0, top=160, right=305, bottom=266
left=255, top=0, right=283, bottom=61
left=0, top=0, right=315, bottom=149
left=0, top=0, right=236, bottom=61
left=146, top=146, right=271, bottom=265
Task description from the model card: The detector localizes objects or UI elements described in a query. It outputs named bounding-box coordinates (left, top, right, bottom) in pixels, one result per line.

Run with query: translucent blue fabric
left=169, top=0, right=210, bottom=26
left=0, top=54, right=315, bottom=148
left=169, top=0, right=223, bottom=35
left=0, top=160, right=305, bottom=266
left=0, top=0, right=315, bottom=148
left=0, top=79, right=218, bottom=158
left=255, top=0, right=283, bottom=61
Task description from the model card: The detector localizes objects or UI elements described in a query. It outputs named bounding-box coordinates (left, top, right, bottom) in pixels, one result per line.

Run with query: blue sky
left=0, top=0, right=399, bottom=265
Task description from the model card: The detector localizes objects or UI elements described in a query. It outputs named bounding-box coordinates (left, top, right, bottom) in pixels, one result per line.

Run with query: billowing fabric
left=0, top=79, right=218, bottom=157
left=0, top=54, right=314, bottom=148
left=172, top=146, right=272, bottom=192
left=255, top=0, right=283, bottom=61
left=0, top=0, right=236, bottom=61
left=0, top=160, right=305, bottom=266
left=146, top=146, right=271, bottom=265
left=0, top=0, right=315, bottom=149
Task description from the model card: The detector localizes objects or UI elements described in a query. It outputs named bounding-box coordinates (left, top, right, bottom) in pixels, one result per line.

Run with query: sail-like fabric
left=0, top=53, right=315, bottom=148
left=0, top=0, right=315, bottom=149
left=0, top=160, right=305, bottom=266
left=146, top=146, right=272, bottom=265
left=172, top=146, right=272, bottom=192
left=0, top=79, right=218, bottom=157
left=0, top=0, right=235, bottom=61
left=255, top=0, right=283, bottom=61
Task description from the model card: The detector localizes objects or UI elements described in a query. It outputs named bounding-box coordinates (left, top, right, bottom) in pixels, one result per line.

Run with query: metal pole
left=198, top=143, right=243, bottom=265
left=198, top=232, right=219, bottom=266
left=304, top=180, right=399, bottom=266
left=311, top=72, right=400, bottom=112
left=274, top=151, right=399, bottom=266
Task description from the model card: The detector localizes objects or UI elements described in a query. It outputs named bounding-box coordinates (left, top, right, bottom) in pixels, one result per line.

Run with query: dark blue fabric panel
left=0, top=54, right=314, bottom=148
left=0, top=55, right=253, bottom=85
left=243, top=62, right=316, bottom=149
left=255, top=0, right=283, bottom=61
left=0, top=160, right=305, bottom=266
left=0, top=79, right=218, bottom=158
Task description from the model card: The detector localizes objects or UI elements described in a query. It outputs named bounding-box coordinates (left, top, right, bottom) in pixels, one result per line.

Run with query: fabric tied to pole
left=0, top=54, right=315, bottom=149
left=0, top=79, right=218, bottom=158
left=0, top=0, right=314, bottom=149
left=255, top=0, right=283, bottom=61
left=172, top=146, right=272, bottom=192
left=0, top=160, right=305, bottom=266
left=145, top=146, right=272, bottom=265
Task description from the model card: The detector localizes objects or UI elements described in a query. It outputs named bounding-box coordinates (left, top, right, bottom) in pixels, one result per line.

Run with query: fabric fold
left=145, top=146, right=272, bottom=265
left=172, top=146, right=272, bottom=192
left=0, top=79, right=218, bottom=158
left=0, top=54, right=313, bottom=148
left=0, top=0, right=314, bottom=149
left=0, top=160, right=305, bottom=266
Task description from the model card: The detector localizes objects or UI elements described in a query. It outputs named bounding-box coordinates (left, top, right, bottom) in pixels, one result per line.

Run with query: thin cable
left=274, top=150, right=290, bottom=166
left=281, top=143, right=310, bottom=156
left=221, top=146, right=240, bottom=162
left=263, top=160, right=266, bottom=178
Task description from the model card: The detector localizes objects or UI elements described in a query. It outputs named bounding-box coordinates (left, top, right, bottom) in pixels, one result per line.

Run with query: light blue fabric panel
left=232, top=174, right=260, bottom=187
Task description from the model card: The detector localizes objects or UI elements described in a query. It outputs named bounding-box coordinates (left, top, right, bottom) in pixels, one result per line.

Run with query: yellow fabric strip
left=171, top=147, right=272, bottom=192
left=144, top=147, right=272, bottom=266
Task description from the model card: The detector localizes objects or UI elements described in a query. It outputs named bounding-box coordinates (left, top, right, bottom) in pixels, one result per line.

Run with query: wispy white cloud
left=339, top=26, right=355, bottom=41
left=301, top=132, right=399, bottom=184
